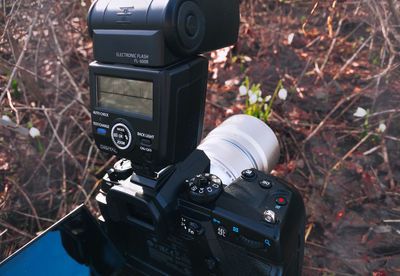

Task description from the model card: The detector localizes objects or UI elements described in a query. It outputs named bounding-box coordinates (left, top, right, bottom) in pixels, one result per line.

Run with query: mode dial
left=186, top=173, right=223, bottom=204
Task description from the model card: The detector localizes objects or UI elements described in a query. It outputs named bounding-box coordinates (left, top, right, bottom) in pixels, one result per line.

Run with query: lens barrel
left=198, top=115, right=279, bottom=185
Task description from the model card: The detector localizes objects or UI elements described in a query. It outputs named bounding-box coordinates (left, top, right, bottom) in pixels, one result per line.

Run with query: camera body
left=97, top=153, right=305, bottom=275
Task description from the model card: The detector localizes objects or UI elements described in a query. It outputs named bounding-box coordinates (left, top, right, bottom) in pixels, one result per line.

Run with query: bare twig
left=0, top=0, right=20, bottom=40
left=8, top=179, right=42, bottom=230
left=320, top=17, right=344, bottom=72
left=47, top=17, right=90, bottom=117
left=94, top=156, right=116, bottom=177
left=0, top=219, right=34, bottom=239
left=60, top=125, right=68, bottom=216
left=332, top=35, right=372, bottom=80
left=0, top=118, right=29, bottom=136
left=302, top=0, right=320, bottom=36
left=13, top=210, right=55, bottom=223
left=0, top=0, right=40, bottom=116
left=322, top=133, right=372, bottom=196
left=1, top=23, right=38, bottom=126
left=302, top=88, right=365, bottom=145
left=43, top=108, right=83, bottom=172
left=294, top=57, right=313, bottom=92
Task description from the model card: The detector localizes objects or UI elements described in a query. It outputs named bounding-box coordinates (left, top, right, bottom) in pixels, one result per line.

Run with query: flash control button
left=141, top=138, right=152, bottom=146
left=111, top=123, right=132, bottom=150
left=96, top=127, right=107, bottom=135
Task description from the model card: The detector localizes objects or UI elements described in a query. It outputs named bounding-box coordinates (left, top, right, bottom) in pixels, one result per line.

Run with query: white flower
left=255, top=89, right=262, bottom=102
left=239, top=85, right=248, bottom=96
left=81, top=1, right=86, bottom=6
left=278, top=88, right=288, bottom=100
left=244, top=56, right=252, bottom=62
left=29, top=127, right=40, bottom=138
left=378, top=123, right=386, bottom=132
left=264, top=95, right=271, bottom=102
left=288, top=33, right=295, bottom=45
left=353, top=107, right=367, bottom=118
left=1, top=115, right=11, bottom=122
left=249, top=93, right=258, bottom=105
left=225, top=79, right=240, bottom=86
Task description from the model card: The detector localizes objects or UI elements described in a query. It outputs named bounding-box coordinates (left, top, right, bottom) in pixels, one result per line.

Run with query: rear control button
left=188, top=221, right=204, bottom=236
left=241, top=169, right=256, bottom=180
left=216, top=225, right=228, bottom=238
left=275, top=197, right=287, bottom=206
left=259, top=179, right=272, bottom=189
left=264, top=210, right=276, bottom=223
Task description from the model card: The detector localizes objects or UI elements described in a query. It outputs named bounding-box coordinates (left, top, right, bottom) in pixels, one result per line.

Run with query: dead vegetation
left=1, top=0, right=400, bottom=275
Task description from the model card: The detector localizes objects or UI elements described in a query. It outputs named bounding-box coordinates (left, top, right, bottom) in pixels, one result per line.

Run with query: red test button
left=275, top=197, right=287, bottom=206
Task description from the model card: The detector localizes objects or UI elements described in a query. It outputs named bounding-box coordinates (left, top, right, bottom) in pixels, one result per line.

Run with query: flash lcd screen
left=97, top=75, right=153, bottom=118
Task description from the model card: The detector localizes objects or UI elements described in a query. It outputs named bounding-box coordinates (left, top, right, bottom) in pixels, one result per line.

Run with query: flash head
left=87, top=0, right=240, bottom=66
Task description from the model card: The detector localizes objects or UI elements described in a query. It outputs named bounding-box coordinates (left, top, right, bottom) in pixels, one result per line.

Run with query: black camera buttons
left=241, top=169, right=256, bottom=180
left=187, top=174, right=223, bottom=204
left=96, top=127, right=107, bottom=136
left=140, top=138, right=152, bottom=147
left=275, top=197, right=287, bottom=206
left=259, top=179, right=272, bottom=189
left=216, top=225, right=228, bottom=238
left=180, top=217, right=204, bottom=237
left=263, top=210, right=276, bottom=224
left=111, top=122, right=133, bottom=150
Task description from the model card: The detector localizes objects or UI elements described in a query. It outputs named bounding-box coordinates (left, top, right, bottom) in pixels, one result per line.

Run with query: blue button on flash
left=97, top=128, right=107, bottom=135
left=233, top=226, right=239, bottom=233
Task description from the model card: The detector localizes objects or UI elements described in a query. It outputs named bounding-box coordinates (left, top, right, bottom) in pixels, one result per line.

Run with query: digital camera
left=87, top=0, right=305, bottom=275
left=0, top=1, right=306, bottom=275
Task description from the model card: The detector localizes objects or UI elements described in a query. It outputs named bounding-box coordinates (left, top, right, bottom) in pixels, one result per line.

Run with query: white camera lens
left=198, top=115, right=279, bottom=185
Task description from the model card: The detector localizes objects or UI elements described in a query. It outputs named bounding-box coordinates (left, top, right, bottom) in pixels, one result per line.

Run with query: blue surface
left=0, top=231, right=90, bottom=276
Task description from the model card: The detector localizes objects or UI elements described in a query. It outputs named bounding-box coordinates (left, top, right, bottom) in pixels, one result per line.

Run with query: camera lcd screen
left=0, top=205, right=125, bottom=276
left=97, top=75, right=153, bottom=118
